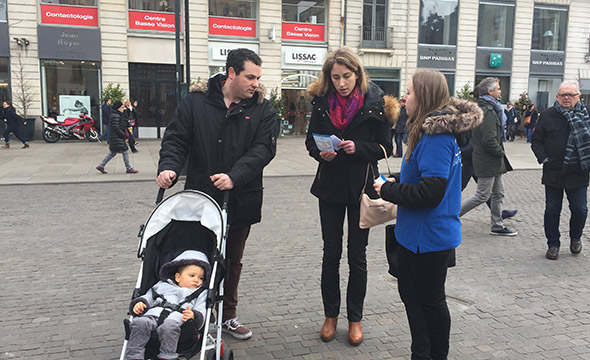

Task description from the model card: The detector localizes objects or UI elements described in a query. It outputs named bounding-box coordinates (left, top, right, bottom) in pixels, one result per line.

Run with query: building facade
left=2, top=0, right=589, bottom=138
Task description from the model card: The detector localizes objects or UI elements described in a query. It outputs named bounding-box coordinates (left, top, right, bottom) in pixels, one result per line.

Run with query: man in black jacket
left=532, top=81, right=590, bottom=260
left=100, top=97, right=111, bottom=141
left=156, top=48, right=278, bottom=339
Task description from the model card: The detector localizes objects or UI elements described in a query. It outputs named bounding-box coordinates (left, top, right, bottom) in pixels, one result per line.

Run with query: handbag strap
left=361, top=144, right=391, bottom=198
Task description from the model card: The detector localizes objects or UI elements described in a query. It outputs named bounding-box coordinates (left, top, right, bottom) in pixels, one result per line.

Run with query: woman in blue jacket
left=375, top=69, right=482, bottom=359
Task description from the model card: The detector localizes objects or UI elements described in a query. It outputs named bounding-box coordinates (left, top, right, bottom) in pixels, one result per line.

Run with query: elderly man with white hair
left=531, top=81, right=590, bottom=260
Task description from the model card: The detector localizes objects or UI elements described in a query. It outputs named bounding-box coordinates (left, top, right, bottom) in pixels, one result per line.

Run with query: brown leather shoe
left=348, top=321, right=363, bottom=346
left=320, top=317, right=337, bottom=342
left=1, top=143, right=9, bottom=148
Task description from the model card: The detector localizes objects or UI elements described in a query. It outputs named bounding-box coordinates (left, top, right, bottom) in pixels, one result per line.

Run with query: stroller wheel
left=205, top=344, right=233, bottom=360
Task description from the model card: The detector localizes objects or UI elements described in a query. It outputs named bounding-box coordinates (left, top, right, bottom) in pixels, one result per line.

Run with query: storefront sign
left=38, top=26, right=101, bottom=61
left=283, top=46, right=327, bottom=66
left=417, top=45, right=456, bottom=70
left=489, top=53, right=503, bottom=68
left=128, top=11, right=176, bottom=32
left=209, top=42, right=259, bottom=65
left=0, top=23, right=8, bottom=57
left=208, top=17, right=256, bottom=37
left=40, top=4, right=98, bottom=27
left=282, top=22, right=324, bottom=42
left=530, top=51, right=564, bottom=75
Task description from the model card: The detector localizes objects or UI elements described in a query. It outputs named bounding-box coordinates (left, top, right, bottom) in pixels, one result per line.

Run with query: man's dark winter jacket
left=531, top=106, right=590, bottom=189
left=102, top=103, right=112, bottom=127
left=472, top=98, right=509, bottom=178
left=108, top=109, right=129, bottom=153
left=158, top=74, right=278, bottom=228
left=305, top=82, right=397, bottom=204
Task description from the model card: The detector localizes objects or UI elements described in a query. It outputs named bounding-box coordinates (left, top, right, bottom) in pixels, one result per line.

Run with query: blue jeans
left=525, top=127, right=533, bottom=142
left=544, top=185, right=588, bottom=249
left=394, top=131, right=405, bottom=156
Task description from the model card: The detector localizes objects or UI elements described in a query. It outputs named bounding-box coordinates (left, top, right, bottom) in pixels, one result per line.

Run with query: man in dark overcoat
left=156, top=48, right=278, bottom=339
left=531, top=81, right=590, bottom=260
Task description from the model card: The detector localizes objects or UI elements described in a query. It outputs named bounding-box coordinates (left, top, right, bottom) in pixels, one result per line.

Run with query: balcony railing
left=360, top=25, right=394, bottom=49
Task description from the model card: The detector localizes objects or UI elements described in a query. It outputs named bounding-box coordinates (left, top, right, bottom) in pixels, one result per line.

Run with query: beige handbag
left=359, top=145, right=397, bottom=229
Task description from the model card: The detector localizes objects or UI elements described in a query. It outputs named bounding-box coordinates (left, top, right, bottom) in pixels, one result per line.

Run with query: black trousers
left=398, top=245, right=452, bottom=360
left=319, top=200, right=369, bottom=322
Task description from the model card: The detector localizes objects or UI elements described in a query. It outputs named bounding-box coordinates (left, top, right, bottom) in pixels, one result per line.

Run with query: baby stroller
left=120, top=189, right=234, bottom=360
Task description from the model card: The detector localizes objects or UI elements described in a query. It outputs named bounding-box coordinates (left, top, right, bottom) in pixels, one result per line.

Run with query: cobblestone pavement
left=2, top=170, right=590, bottom=360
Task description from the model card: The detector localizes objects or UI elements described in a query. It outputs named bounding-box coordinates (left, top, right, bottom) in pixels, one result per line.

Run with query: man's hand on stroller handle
left=210, top=173, right=234, bottom=190
left=182, top=307, right=194, bottom=322
left=133, top=301, right=147, bottom=315
left=156, top=170, right=177, bottom=188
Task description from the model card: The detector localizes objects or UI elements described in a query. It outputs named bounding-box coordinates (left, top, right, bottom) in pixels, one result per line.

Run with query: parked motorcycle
left=40, top=114, right=99, bottom=143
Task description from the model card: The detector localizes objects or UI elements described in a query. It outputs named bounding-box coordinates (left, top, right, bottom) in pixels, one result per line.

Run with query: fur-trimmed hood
left=189, top=75, right=267, bottom=104
left=422, top=98, right=483, bottom=135
left=307, top=80, right=400, bottom=125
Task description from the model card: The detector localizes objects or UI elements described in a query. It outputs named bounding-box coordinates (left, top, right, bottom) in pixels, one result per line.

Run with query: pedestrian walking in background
left=96, top=100, right=139, bottom=174
left=518, top=103, right=528, bottom=139
left=531, top=81, right=590, bottom=260
left=305, top=47, right=396, bottom=346
left=127, top=100, right=139, bottom=138
left=156, top=48, right=278, bottom=340
left=123, top=99, right=138, bottom=153
left=504, top=101, right=517, bottom=141
left=460, top=77, right=517, bottom=236
left=1, top=100, right=29, bottom=149
left=100, top=97, right=112, bottom=141
left=375, top=69, right=482, bottom=360
left=524, top=104, right=539, bottom=143
left=393, top=96, right=408, bottom=157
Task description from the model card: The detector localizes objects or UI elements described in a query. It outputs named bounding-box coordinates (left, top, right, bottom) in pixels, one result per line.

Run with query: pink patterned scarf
left=328, top=86, right=364, bottom=131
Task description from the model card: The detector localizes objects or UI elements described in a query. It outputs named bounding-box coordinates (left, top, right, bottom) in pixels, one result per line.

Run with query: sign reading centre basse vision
left=209, top=17, right=256, bottom=37
left=129, top=11, right=176, bottom=32
left=282, top=22, right=324, bottom=42
left=40, top=4, right=98, bottom=27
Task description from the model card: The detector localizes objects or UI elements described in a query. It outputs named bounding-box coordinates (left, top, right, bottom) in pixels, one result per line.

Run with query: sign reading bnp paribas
left=530, top=51, right=565, bottom=75
left=417, top=45, right=457, bottom=70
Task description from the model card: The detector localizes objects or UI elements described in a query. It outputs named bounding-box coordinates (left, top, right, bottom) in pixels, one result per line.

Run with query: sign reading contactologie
left=208, top=17, right=256, bottom=37
left=40, top=4, right=98, bottom=27
left=282, top=22, right=324, bottom=42
left=128, top=11, right=176, bottom=32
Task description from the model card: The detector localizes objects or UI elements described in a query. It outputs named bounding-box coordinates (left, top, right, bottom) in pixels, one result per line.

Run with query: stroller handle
left=156, top=187, right=231, bottom=208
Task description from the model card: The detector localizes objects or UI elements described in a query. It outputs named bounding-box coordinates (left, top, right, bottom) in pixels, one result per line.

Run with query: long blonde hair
left=405, top=69, right=451, bottom=161
left=314, top=47, right=369, bottom=96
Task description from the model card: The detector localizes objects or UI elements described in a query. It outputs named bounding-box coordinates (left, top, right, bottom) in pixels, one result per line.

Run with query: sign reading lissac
left=284, top=47, right=326, bottom=66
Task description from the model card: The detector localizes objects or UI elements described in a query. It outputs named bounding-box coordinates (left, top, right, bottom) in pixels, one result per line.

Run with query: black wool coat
left=158, top=74, right=278, bottom=228
left=305, top=82, right=396, bottom=204
left=108, top=110, right=129, bottom=153
left=531, top=106, right=590, bottom=189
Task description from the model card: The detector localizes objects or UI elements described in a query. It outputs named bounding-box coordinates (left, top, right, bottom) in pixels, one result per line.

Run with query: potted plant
left=13, top=52, right=36, bottom=140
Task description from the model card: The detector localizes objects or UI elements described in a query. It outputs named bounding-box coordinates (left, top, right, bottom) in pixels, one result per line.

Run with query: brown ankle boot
left=320, top=317, right=337, bottom=342
left=1, top=143, right=9, bottom=148
left=348, top=321, right=363, bottom=346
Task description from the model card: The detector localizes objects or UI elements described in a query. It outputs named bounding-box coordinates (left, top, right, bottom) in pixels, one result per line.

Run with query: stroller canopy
left=141, top=190, right=224, bottom=250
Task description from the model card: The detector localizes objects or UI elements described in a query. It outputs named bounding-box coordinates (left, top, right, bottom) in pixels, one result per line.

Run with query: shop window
left=0, top=57, right=9, bottom=104
left=443, top=73, right=455, bottom=96
left=531, top=5, right=568, bottom=51
left=419, top=0, right=458, bottom=46
left=0, top=0, right=7, bottom=22
left=367, top=68, right=400, bottom=97
left=477, top=2, right=515, bottom=48
left=528, top=77, right=561, bottom=111
left=282, top=0, right=325, bottom=24
left=40, top=0, right=97, bottom=6
left=40, top=60, right=101, bottom=121
left=475, top=74, right=510, bottom=104
left=209, top=0, right=256, bottom=19
left=128, top=0, right=175, bottom=12
left=362, top=0, right=387, bottom=48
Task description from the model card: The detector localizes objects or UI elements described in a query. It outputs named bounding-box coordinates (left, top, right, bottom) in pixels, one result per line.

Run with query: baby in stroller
left=126, top=250, right=211, bottom=360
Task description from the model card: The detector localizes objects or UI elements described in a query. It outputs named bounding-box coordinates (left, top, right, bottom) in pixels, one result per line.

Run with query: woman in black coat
left=2, top=101, right=29, bottom=149
left=305, top=47, right=397, bottom=346
left=96, top=101, right=138, bottom=174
